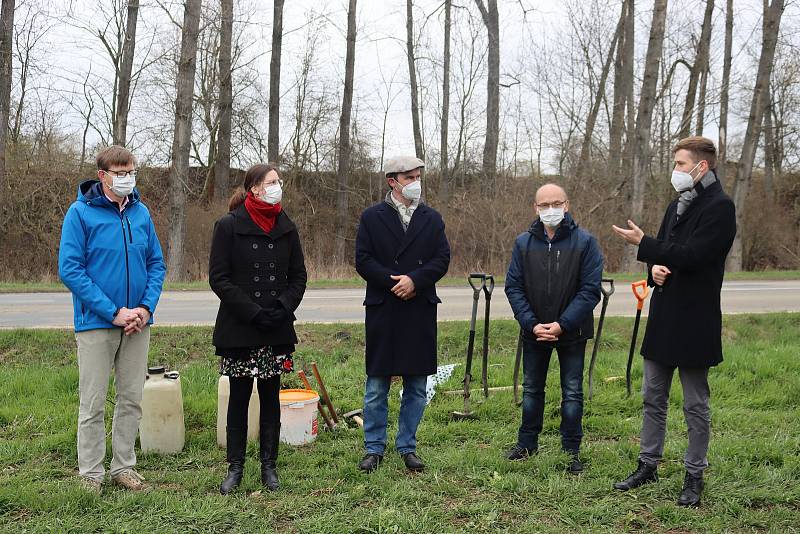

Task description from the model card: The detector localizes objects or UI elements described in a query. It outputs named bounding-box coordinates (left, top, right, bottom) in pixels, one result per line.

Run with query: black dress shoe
left=677, top=472, right=704, bottom=507
left=613, top=460, right=658, bottom=490
left=566, top=454, right=584, bottom=475
left=505, top=445, right=534, bottom=461
left=402, top=452, right=425, bottom=471
left=358, top=453, right=383, bottom=472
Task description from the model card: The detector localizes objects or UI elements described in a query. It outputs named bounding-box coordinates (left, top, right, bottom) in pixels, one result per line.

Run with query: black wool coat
left=637, top=178, right=736, bottom=368
left=355, top=201, right=451, bottom=376
left=209, top=205, right=307, bottom=351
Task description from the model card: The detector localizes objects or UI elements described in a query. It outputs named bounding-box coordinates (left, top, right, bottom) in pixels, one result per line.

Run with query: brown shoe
left=79, top=476, right=102, bottom=494
left=111, top=469, right=150, bottom=491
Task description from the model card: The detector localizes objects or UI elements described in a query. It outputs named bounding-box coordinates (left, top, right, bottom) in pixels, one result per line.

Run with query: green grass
left=1, top=269, right=799, bottom=293
left=1, top=315, right=799, bottom=532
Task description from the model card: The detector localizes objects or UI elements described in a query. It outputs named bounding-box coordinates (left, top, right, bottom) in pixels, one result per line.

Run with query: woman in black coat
left=209, top=163, right=307, bottom=494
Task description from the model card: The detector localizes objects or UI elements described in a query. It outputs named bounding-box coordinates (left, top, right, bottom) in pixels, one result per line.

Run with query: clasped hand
left=112, top=307, right=150, bottom=335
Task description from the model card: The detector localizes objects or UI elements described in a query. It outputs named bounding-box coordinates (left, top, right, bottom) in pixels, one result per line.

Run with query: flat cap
left=383, top=156, right=425, bottom=176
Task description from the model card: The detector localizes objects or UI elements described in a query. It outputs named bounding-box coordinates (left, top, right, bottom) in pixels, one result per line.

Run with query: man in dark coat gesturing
left=611, top=136, right=736, bottom=507
left=355, top=156, right=450, bottom=473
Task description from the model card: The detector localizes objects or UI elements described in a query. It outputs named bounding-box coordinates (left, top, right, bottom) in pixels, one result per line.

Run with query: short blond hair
left=96, top=145, right=136, bottom=170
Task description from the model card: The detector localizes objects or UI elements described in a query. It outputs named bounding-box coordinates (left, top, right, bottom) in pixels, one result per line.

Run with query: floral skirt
left=219, top=345, right=294, bottom=379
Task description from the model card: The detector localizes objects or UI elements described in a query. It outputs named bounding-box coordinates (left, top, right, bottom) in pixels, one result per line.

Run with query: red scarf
left=244, top=191, right=282, bottom=234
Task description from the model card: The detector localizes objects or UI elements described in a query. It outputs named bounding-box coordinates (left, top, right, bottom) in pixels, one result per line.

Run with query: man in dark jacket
left=612, top=136, right=736, bottom=507
left=354, top=156, right=450, bottom=473
left=505, top=183, right=603, bottom=474
left=59, top=146, right=166, bottom=493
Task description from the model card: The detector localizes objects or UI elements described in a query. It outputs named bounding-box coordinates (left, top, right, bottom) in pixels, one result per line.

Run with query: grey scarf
left=676, top=170, right=717, bottom=218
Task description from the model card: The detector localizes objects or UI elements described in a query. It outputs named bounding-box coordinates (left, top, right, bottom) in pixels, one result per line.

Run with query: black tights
left=227, top=375, right=280, bottom=430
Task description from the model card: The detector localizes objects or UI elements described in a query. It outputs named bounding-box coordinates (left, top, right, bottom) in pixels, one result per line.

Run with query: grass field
left=1, top=269, right=799, bottom=293
left=1, top=314, right=798, bottom=533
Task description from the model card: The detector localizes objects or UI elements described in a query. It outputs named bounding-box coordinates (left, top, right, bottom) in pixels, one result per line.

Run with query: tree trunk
left=678, top=0, right=714, bottom=139
left=0, top=0, right=15, bottom=196
left=214, top=0, right=233, bottom=202
left=626, top=0, right=669, bottom=271
left=727, top=0, right=784, bottom=271
left=621, top=0, right=635, bottom=178
left=474, top=0, right=499, bottom=187
left=113, top=0, right=139, bottom=146
left=763, top=89, right=775, bottom=200
left=439, top=0, right=451, bottom=201
left=577, top=5, right=625, bottom=180
left=166, top=0, right=202, bottom=282
left=335, top=0, right=357, bottom=263
left=406, top=0, right=423, bottom=159
left=608, top=0, right=631, bottom=176
left=695, top=63, right=709, bottom=135
left=718, top=0, right=733, bottom=184
left=267, top=0, right=284, bottom=164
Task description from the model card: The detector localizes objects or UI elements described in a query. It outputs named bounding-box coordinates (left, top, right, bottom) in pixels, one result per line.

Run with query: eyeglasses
left=104, top=169, right=137, bottom=179
left=536, top=200, right=567, bottom=210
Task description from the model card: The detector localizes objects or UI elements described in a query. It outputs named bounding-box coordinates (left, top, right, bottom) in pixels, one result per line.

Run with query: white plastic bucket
left=279, top=389, right=320, bottom=446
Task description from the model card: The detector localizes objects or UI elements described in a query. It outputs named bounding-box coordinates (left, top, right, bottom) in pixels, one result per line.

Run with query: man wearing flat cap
left=354, top=156, right=451, bottom=473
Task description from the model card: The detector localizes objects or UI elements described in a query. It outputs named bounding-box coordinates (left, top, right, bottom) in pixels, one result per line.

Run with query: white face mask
left=106, top=171, right=136, bottom=197
left=396, top=180, right=422, bottom=201
left=671, top=161, right=701, bottom=193
left=257, top=183, right=283, bottom=205
left=539, top=207, right=565, bottom=228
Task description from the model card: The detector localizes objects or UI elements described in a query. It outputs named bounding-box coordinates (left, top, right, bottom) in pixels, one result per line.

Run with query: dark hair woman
left=209, top=164, right=307, bottom=495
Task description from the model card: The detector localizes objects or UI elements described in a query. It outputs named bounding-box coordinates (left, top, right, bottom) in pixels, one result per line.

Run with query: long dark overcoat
left=209, top=205, right=307, bottom=350
left=355, top=202, right=450, bottom=376
left=637, top=178, right=736, bottom=368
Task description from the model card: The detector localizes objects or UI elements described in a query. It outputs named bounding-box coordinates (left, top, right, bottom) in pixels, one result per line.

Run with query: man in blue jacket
left=504, top=183, right=603, bottom=474
left=58, top=145, right=166, bottom=493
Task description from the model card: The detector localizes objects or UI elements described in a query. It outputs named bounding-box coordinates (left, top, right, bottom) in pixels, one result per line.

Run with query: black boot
left=613, top=460, right=658, bottom=490
left=260, top=422, right=280, bottom=491
left=220, top=427, right=247, bottom=495
left=677, top=472, right=704, bottom=507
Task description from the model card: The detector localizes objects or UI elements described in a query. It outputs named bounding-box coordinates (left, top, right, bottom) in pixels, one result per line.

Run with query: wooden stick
left=298, top=370, right=335, bottom=431
left=311, top=362, right=340, bottom=424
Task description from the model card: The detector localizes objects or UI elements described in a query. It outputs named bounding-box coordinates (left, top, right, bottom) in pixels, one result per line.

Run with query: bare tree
left=608, top=0, right=631, bottom=176
left=267, top=0, right=284, bottom=164
left=576, top=2, right=625, bottom=180
left=166, top=0, right=202, bottom=282
left=626, top=0, right=668, bottom=271
left=474, top=0, right=499, bottom=185
left=439, top=0, right=451, bottom=200
left=335, top=0, right=356, bottom=262
left=406, top=0, right=423, bottom=159
left=113, top=0, right=139, bottom=145
left=727, top=0, right=785, bottom=271
left=213, top=0, right=233, bottom=202
left=717, top=0, right=733, bottom=183
left=0, top=0, right=15, bottom=192
left=677, top=0, right=714, bottom=138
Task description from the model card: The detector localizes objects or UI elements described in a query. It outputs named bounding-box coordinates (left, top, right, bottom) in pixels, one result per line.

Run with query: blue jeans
left=363, top=375, right=428, bottom=456
left=517, top=339, right=586, bottom=454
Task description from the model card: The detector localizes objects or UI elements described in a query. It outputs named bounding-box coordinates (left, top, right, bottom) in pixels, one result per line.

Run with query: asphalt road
left=1, top=280, right=798, bottom=329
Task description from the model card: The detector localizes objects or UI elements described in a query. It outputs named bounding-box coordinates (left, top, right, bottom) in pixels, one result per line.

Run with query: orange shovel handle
left=631, top=280, right=649, bottom=311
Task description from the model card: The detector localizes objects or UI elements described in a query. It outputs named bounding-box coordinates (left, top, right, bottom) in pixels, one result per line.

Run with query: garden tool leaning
left=587, top=278, right=615, bottom=400
left=626, top=280, right=649, bottom=397
left=452, top=273, right=493, bottom=419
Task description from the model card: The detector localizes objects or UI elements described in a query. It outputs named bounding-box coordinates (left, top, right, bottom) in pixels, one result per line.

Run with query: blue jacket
left=58, top=180, right=166, bottom=332
left=505, top=213, right=603, bottom=345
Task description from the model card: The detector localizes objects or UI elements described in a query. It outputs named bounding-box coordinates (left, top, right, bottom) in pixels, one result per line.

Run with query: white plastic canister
left=139, top=366, right=185, bottom=454
left=216, top=376, right=260, bottom=447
